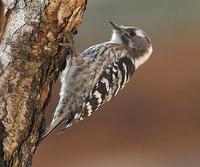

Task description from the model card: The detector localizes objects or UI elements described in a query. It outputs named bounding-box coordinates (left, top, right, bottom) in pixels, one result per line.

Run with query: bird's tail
left=39, top=116, right=65, bottom=143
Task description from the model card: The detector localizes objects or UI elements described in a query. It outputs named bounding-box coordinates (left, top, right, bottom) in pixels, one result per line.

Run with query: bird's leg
left=59, top=32, right=85, bottom=66
left=58, top=32, right=79, bottom=58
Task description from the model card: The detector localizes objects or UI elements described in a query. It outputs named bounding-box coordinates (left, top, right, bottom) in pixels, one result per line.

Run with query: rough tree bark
left=0, top=0, right=87, bottom=166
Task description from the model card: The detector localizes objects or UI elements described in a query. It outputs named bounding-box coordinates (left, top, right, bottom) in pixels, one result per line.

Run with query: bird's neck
left=134, top=46, right=153, bottom=69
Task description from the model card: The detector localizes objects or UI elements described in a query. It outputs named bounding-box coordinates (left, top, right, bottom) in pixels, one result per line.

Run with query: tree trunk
left=0, top=0, right=87, bottom=166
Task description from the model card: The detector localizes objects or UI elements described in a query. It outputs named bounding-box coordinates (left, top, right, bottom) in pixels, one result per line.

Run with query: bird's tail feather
left=39, top=116, right=65, bottom=143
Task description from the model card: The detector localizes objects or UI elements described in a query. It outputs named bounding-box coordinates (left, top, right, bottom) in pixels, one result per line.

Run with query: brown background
left=34, top=0, right=200, bottom=166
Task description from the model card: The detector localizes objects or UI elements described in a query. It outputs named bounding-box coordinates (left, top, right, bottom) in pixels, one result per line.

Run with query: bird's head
left=109, top=21, right=152, bottom=52
left=109, top=21, right=153, bottom=69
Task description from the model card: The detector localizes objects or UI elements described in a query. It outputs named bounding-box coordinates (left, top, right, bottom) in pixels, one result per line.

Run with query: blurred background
left=34, top=0, right=200, bottom=167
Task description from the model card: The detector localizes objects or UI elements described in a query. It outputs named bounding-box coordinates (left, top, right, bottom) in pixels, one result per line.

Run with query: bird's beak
left=109, top=21, right=122, bottom=32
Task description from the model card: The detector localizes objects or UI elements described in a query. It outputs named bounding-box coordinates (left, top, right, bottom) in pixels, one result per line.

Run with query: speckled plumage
left=41, top=21, right=153, bottom=140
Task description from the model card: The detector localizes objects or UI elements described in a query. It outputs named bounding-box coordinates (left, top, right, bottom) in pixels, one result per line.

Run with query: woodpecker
left=41, top=21, right=153, bottom=140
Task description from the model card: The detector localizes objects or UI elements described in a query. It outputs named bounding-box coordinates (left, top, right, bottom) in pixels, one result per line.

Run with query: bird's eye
left=129, top=31, right=135, bottom=36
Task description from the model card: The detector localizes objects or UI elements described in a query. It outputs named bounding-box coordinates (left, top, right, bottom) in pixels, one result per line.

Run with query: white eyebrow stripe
left=135, top=30, right=145, bottom=38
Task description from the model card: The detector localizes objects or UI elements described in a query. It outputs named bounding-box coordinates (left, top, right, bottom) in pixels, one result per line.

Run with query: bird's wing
left=65, top=55, right=135, bottom=123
